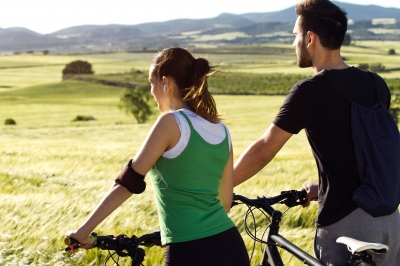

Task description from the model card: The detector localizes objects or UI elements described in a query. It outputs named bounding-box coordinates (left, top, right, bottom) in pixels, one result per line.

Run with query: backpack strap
left=318, top=73, right=358, bottom=194
left=367, top=72, right=382, bottom=103
left=322, top=74, right=352, bottom=103
left=322, top=71, right=380, bottom=104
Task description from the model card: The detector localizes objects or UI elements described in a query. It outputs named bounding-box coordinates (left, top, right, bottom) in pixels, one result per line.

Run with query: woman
left=66, top=47, right=249, bottom=266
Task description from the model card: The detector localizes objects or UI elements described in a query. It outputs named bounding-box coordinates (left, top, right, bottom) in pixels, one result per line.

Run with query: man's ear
left=306, top=31, right=316, bottom=47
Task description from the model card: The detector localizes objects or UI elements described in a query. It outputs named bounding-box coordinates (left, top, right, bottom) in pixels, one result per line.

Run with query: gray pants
left=314, top=208, right=400, bottom=266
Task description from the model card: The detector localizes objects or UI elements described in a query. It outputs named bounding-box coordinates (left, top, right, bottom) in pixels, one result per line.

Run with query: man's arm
left=233, top=124, right=292, bottom=186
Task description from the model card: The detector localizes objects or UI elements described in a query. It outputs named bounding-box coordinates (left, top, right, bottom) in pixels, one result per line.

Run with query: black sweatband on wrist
left=115, top=159, right=146, bottom=194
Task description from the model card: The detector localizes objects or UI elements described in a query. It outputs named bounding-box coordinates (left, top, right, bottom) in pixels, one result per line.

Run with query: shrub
left=369, top=63, right=386, bottom=72
left=388, top=49, right=396, bottom=55
left=4, top=118, right=16, bottom=125
left=358, top=63, right=369, bottom=70
left=119, top=84, right=155, bottom=124
left=71, top=115, right=96, bottom=122
left=43, top=50, right=49, bottom=55
left=62, top=60, right=94, bottom=80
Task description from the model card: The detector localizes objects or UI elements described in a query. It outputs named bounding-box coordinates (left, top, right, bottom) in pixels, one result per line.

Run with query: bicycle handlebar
left=65, top=231, right=161, bottom=252
left=64, top=190, right=306, bottom=264
left=232, top=190, right=307, bottom=213
left=65, top=190, right=306, bottom=249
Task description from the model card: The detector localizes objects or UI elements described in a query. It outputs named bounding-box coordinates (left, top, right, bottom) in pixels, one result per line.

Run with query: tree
left=43, top=50, right=49, bottom=55
left=119, top=84, right=154, bottom=124
left=389, top=94, right=400, bottom=124
left=388, top=49, right=396, bottom=55
left=62, top=60, right=94, bottom=79
left=4, top=118, right=16, bottom=125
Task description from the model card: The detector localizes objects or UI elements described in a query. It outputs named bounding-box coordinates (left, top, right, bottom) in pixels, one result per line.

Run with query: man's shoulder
left=290, top=74, right=327, bottom=91
left=321, top=67, right=384, bottom=83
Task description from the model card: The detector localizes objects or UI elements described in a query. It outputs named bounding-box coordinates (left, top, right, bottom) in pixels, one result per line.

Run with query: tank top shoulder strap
left=178, top=110, right=195, bottom=130
left=178, top=110, right=229, bottom=145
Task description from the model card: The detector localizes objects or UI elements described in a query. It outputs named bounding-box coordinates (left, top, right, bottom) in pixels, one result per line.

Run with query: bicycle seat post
left=346, top=252, right=376, bottom=266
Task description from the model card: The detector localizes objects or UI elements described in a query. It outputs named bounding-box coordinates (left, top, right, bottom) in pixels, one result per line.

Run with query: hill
left=1, top=1, right=400, bottom=54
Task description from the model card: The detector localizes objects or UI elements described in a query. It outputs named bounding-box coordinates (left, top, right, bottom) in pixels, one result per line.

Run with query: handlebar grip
left=64, top=234, right=95, bottom=246
left=299, top=190, right=307, bottom=198
left=64, top=237, right=79, bottom=246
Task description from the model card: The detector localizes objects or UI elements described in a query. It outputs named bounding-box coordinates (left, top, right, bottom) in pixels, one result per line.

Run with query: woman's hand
left=65, top=230, right=95, bottom=253
left=300, top=181, right=318, bottom=208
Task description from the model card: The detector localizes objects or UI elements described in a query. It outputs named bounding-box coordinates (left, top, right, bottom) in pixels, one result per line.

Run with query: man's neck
left=312, top=49, right=349, bottom=74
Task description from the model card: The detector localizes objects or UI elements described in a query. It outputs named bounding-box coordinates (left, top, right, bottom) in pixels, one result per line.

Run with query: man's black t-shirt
left=273, top=67, right=391, bottom=227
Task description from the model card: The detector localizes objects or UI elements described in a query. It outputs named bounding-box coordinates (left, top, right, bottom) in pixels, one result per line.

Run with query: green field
left=1, top=42, right=399, bottom=265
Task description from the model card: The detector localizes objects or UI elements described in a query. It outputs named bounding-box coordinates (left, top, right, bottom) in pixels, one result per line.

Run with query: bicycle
left=231, top=190, right=389, bottom=266
left=64, top=190, right=389, bottom=266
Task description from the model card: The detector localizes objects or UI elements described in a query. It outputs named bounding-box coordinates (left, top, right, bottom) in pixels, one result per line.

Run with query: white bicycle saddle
left=336, top=237, right=389, bottom=254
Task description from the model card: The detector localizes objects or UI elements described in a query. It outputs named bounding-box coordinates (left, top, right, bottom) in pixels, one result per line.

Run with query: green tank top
left=148, top=111, right=234, bottom=244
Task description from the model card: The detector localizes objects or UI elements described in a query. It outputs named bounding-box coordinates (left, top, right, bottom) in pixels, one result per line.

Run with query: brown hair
left=151, top=47, right=221, bottom=123
left=295, top=0, right=347, bottom=50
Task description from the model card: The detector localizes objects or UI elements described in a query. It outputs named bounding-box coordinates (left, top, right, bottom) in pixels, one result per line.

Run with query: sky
left=1, top=0, right=400, bottom=34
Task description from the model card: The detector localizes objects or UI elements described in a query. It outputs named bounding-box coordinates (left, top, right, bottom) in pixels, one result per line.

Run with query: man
left=233, top=0, right=400, bottom=265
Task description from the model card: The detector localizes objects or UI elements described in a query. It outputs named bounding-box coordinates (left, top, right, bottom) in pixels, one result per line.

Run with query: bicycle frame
left=257, top=197, right=323, bottom=266
left=232, top=192, right=324, bottom=266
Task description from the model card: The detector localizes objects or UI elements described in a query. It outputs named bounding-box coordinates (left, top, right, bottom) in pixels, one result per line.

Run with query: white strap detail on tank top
left=162, top=109, right=231, bottom=159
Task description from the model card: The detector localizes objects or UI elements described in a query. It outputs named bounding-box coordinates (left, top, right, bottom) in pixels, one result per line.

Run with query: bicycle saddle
left=336, top=237, right=388, bottom=254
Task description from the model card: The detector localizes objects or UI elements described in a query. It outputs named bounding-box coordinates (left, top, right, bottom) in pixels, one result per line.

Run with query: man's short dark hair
left=296, top=0, right=348, bottom=50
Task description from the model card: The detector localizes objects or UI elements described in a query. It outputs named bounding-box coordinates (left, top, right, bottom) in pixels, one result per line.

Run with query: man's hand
left=300, top=181, right=318, bottom=208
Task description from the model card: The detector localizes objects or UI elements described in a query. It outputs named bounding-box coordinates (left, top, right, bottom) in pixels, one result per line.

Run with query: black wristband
left=115, top=159, right=146, bottom=194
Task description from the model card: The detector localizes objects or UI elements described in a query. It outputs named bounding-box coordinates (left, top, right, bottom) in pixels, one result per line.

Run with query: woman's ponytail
left=183, top=58, right=220, bottom=123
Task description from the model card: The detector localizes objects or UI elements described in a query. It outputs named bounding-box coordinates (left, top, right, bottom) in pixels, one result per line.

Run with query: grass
left=0, top=80, right=317, bottom=265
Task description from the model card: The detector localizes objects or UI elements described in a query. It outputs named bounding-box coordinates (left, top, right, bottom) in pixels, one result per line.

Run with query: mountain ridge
left=1, top=1, right=399, bottom=53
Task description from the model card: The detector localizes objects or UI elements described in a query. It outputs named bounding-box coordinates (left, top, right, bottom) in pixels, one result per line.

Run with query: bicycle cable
left=238, top=202, right=281, bottom=263
left=241, top=202, right=287, bottom=248
left=244, top=205, right=257, bottom=260
left=104, top=250, right=120, bottom=266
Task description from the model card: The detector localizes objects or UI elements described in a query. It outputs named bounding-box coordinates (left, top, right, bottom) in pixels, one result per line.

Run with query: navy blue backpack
left=324, top=72, right=400, bottom=217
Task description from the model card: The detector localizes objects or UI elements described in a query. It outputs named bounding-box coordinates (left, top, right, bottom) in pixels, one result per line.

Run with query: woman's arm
left=66, top=113, right=180, bottom=248
left=217, top=145, right=234, bottom=213
left=66, top=183, right=132, bottom=247
left=130, top=113, right=180, bottom=173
